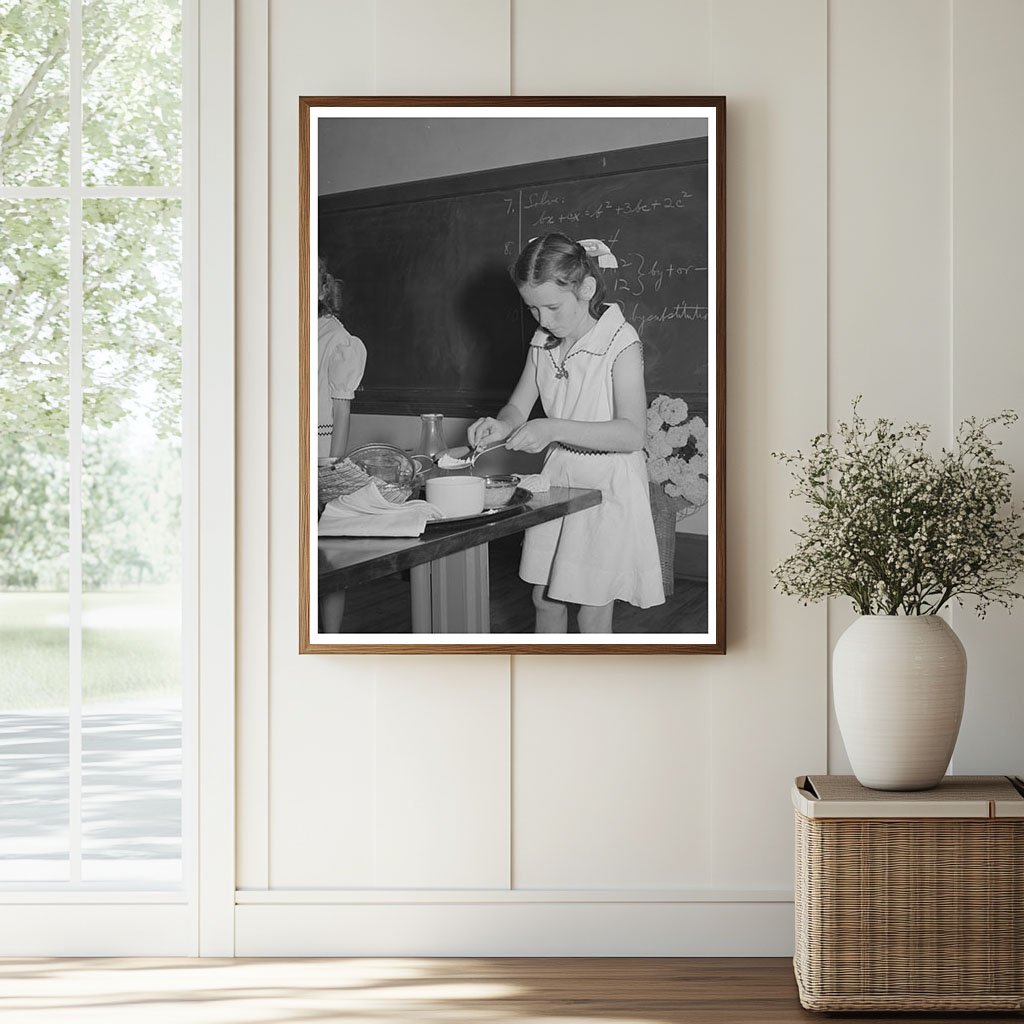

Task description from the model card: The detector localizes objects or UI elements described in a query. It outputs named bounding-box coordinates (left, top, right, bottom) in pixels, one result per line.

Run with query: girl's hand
left=504, top=419, right=553, bottom=454
left=468, top=417, right=511, bottom=449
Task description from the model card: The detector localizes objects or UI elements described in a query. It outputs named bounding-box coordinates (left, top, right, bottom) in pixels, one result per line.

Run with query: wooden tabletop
left=318, top=485, right=602, bottom=592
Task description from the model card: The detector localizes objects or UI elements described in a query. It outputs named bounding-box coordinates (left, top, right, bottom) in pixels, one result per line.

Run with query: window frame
left=0, top=0, right=235, bottom=955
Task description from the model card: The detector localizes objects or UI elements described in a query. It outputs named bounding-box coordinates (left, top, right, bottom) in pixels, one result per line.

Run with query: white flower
left=688, top=417, right=708, bottom=447
left=666, top=458, right=689, bottom=485
left=646, top=434, right=673, bottom=460
left=647, top=457, right=670, bottom=483
left=679, top=473, right=709, bottom=504
left=663, top=397, right=689, bottom=426
left=648, top=395, right=674, bottom=425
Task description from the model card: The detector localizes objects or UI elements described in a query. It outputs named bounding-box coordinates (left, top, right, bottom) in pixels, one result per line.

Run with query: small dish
left=483, top=474, right=521, bottom=509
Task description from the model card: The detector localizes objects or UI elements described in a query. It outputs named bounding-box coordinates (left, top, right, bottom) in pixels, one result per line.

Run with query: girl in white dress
left=317, top=258, right=366, bottom=459
left=317, top=258, right=366, bottom=633
left=469, top=233, right=665, bottom=633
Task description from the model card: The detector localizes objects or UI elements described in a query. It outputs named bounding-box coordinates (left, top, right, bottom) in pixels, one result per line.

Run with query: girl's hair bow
left=577, top=237, right=619, bottom=269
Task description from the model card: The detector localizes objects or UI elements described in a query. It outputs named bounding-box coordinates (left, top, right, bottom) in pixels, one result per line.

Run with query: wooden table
left=318, top=486, right=601, bottom=633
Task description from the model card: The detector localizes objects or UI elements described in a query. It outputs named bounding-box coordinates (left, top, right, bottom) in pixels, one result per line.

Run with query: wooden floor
left=0, top=957, right=1018, bottom=1022
left=344, top=531, right=709, bottom=634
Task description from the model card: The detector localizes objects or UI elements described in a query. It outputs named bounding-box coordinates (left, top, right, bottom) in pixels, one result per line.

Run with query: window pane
left=81, top=672, right=182, bottom=883
left=0, top=1, right=70, bottom=186
left=0, top=199, right=70, bottom=880
left=82, top=0, right=181, bottom=187
left=81, top=198, right=181, bottom=883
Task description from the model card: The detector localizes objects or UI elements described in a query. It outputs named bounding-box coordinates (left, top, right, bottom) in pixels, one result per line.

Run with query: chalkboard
left=319, top=137, right=709, bottom=418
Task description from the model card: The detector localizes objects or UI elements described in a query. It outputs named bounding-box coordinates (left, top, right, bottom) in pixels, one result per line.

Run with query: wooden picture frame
left=300, top=96, right=725, bottom=653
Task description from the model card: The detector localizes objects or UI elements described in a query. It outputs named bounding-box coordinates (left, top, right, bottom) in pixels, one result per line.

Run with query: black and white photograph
left=301, top=98, right=725, bottom=653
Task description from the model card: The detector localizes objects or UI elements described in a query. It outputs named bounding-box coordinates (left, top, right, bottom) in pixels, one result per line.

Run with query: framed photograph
left=300, top=96, right=725, bottom=654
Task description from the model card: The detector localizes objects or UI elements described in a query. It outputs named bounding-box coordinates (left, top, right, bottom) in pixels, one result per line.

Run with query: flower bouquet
left=644, top=395, right=709, bottom=595
left=645, top=394, right=709, bottom=512
left=771, top=401, right=1024, bottom=616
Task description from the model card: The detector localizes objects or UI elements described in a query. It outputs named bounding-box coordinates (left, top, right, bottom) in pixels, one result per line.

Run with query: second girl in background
left=317, top=258, right=366, bottom=633
left=317, top=257, right=366, bottom=459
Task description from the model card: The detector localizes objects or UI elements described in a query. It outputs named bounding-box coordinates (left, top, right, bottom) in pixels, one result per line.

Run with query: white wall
left=234, top=0, right=1024, bottom=956
left=318, top=116, right=709, bottom=195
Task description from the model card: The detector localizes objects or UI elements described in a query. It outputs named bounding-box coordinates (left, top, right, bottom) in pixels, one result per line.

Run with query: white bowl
left=425, top=475, right=486, bottom=517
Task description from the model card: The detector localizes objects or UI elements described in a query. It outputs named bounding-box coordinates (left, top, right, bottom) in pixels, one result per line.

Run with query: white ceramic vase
left=833, top=615, right=967, bottom=791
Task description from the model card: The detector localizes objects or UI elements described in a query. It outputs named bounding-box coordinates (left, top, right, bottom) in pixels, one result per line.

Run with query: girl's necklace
left=553, top=342, right=571, bottom=381
left=551, top=319, right=597, bottom=381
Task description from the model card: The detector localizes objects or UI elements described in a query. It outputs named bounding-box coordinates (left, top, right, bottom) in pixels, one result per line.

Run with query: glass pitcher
left=417, top=413, right=448, bottom=460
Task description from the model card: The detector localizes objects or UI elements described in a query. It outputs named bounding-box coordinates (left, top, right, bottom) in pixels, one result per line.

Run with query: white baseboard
left=235, top=898, right=795, bottom=957
left=0, top=904, right=195, bottom=956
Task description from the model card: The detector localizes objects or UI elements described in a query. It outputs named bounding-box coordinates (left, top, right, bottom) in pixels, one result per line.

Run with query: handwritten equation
left=495, top=178, right=709, bottom=361
left=613, top=250, right=707, bottom=297
left=503, top=187, right=696, bottom=230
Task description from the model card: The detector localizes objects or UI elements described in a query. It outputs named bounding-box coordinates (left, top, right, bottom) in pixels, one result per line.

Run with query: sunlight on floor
left=0, top=958, right=667, bottom=1024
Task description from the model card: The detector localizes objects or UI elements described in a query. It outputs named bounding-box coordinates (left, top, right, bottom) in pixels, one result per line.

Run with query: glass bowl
left=346, top=444, right=416, bottom=503
left=483, top=474, right=520, bottom=509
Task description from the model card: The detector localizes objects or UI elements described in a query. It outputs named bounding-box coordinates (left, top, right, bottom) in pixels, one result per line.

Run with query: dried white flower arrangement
left=772, top=400, right=1024, bottom=616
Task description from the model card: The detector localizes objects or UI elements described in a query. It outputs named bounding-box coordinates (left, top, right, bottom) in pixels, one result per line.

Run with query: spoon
left=436, top=431, right=520, bottom=470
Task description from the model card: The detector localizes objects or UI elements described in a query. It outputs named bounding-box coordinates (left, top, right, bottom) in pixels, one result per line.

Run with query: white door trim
left=197, top=0, right=237, bottom=956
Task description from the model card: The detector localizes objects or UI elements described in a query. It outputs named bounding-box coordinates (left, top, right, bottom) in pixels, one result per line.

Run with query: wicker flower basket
left=648, top=482, right=702, bottom=598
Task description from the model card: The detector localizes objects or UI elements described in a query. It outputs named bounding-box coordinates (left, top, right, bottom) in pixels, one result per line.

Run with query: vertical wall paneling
left=270, top=667, right=380, bottom=886
left=827, top=0, right=951, bottom=773
left=236, top=0, right=271, bottom=893
left=512, top=0, right=712, bottom=95
left=513, top=658, right=713, bottom=889
left=267, top=0, right=514, bottom=892
left=266, top=0, right=377, bottom=888
left=949, top=0, right=1024, bottom=777
left=374, top=662, right=511, bottom=888
left=375, top=0, right=511, bottom=95
left=708, top=0, right=828, bottom=888
left=828, top=0, right=950, bottom=426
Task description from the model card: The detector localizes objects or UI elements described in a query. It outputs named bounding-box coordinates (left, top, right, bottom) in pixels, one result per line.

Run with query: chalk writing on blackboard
left=319, top=136, right=710, bottom=417
left=615, top=251, right=709, bottom=297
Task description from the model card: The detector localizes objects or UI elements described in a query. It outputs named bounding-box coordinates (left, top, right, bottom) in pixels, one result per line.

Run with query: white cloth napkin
left=318, top=482, right=443, bottom=537
left=517, top=473, right=550, bottom=493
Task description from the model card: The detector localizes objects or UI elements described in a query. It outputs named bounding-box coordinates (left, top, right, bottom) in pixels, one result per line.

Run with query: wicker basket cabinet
left=792, top=775, right=1024, bottom=1012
